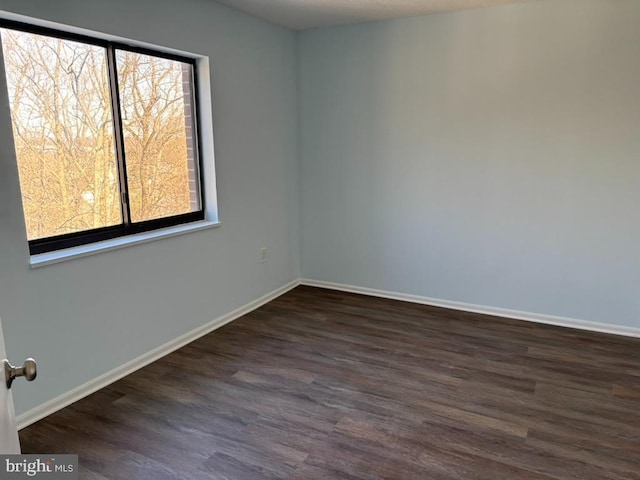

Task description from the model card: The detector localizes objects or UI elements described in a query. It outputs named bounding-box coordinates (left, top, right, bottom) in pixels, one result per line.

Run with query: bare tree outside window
left=0, top=23, right=203, bottom=253
left=0, top=28, right=121, bottom=240
left=116, top=51, right=200, bottom=223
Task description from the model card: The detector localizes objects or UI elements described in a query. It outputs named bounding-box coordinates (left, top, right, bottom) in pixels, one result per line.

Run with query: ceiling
left=215, top=0, right=539, bottom=30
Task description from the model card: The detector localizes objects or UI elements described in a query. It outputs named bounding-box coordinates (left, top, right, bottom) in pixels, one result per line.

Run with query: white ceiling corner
left=214, top=0, right=540, bottom=30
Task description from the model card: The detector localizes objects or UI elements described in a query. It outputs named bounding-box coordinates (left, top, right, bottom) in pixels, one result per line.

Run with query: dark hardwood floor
left=19, top=286, right=640, bottom=479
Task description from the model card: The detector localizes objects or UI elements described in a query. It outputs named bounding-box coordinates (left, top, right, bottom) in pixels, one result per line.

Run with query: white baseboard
left=300, top=278, right=640, bottom=339
left=17, top=280, right=301, bottom=430
left=18, top=277, right=640, bottom=429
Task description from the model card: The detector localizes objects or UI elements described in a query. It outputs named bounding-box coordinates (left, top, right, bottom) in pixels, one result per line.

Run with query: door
left=0, top=315, right=19, bottom=453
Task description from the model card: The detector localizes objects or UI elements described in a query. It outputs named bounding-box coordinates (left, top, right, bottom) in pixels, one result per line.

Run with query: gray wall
left=0, top=0, right=299, bottom=415
left=2, top=0, right=640, bottom=419
left=298, top=0, right=640, bottom=327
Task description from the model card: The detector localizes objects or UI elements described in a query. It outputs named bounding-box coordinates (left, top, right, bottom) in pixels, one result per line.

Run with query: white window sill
left=29, top=220, right=220, bottom=268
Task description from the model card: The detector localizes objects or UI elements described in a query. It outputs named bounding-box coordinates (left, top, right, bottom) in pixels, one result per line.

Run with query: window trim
left=29, top=220, right=220, bottom=268
left=0, top=18, right=207, bottom=255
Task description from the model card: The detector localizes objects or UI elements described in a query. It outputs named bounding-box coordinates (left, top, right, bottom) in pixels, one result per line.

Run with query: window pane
left=0, top=29, right=122, bottom=240
left=116, top=50, right=200, bottom=223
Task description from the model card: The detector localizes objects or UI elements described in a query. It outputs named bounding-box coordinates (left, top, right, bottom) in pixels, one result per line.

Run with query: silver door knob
left=4, top=358, right=37, bottom=389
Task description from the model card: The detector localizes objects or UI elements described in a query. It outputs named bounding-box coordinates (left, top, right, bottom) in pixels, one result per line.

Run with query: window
left=0, top=20, right=204, bottom=255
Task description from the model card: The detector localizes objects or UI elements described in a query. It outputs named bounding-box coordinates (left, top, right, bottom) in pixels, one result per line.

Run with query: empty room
left=0, top=0, right=638, bottom=478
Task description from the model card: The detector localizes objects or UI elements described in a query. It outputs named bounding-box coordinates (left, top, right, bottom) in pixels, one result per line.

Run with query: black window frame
left=0, top=19, right=205, bottom=255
